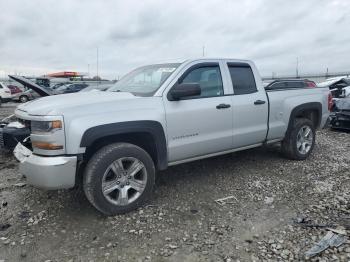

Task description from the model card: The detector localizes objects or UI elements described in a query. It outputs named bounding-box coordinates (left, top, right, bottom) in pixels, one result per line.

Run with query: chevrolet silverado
left=12, top=58, right=331, bottom=215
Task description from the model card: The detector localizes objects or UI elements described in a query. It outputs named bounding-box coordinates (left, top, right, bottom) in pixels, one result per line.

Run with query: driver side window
left=180, top=66, right=224, bottom=99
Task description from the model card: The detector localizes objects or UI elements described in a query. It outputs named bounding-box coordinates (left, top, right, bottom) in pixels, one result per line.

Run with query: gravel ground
left=0, top=103, right=350, bottom=261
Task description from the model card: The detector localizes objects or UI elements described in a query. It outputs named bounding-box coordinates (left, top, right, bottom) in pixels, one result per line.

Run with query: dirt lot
left=0, top=103, right=350, bottom=261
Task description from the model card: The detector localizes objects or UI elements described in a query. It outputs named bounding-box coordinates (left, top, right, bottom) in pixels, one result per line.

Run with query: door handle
left=216, top=103, right=231, bottom=109
left=254, top=100, right=266, bottom=105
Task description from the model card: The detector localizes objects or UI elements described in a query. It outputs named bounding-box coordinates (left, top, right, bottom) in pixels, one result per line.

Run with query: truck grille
left=18, top=119, right=31, bottom=130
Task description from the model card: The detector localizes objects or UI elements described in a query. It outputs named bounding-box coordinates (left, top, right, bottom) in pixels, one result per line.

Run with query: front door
left=164, top=63, right=233, bottom=162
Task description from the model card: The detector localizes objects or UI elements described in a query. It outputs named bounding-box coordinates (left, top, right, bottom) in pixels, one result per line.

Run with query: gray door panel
left=231, top=93, right=268, bottom=148
left=165, top=96, right=233, bottom=162
left=225, top=63, right=268, bottom=148
left=164, top=63, right=233, bottom=162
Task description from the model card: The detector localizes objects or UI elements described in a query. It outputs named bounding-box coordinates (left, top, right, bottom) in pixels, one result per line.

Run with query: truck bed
left=266, top=87, right=330, bottom=141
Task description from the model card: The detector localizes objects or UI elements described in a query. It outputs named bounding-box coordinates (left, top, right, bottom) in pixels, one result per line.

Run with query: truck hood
left=17, top=91, right=138, bottom=116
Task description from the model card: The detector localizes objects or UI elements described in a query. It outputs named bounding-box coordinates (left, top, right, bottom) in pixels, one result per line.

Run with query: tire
left=19, top=95, right=29, bottom=103
left=281, top=118, right=315, bottom=160
left=83, top=142, right=155, bottom=215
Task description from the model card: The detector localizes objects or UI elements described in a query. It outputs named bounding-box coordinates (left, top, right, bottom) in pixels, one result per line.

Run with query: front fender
left=80, top=121, right=168, bottom=170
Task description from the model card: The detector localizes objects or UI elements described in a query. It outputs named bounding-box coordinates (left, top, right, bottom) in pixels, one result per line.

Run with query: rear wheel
left=83, top=143, right=155, bottom=215
left=19, top=95, right=29, bottom=103
left=281, top=118, right=315, bottom=160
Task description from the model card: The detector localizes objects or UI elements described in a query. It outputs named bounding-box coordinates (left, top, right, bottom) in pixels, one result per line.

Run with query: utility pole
left=96, top=47, right=100, bottom=86
left=296, top=57, right=299, bottom=78
left=202, top=46, right=205, bottom=57
left=88, top=64, right=90, bottom=78
left=96, top=47, right=99, bottom=79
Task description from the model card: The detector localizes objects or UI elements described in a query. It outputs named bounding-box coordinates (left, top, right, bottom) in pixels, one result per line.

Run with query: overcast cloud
left=0, top=0, right=349, bottom=79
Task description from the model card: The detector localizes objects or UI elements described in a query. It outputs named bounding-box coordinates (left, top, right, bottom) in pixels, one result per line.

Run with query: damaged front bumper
left=0, top=115, right=31, bottom=150
left=0, top=125, right=30, bottom=149
left=14, top=143, right=77, bottom=190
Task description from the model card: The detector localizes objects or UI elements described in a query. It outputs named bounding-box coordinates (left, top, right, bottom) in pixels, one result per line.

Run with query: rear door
left=225, top=62, right=268, bottom=148
left=163, top=62, right=233, bottom=162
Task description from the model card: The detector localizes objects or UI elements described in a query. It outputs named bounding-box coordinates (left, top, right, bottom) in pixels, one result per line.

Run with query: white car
left=0, top=82, right=12, bottom=106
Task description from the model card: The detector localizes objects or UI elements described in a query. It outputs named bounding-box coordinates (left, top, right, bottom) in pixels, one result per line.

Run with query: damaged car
left=0, top=76, right=50, bottom=150
left=329, top=98, right=350, bottom=130
left=318, top=77, right=350, bottom=98
left=9, top=75, right=53, bottom=103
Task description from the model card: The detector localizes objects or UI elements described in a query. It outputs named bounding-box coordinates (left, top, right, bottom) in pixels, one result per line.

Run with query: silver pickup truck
left=13, top=58, right=331, bottom=215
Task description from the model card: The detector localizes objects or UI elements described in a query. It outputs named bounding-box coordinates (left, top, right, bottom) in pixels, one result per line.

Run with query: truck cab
left=160, top=59, right=269, bottom=163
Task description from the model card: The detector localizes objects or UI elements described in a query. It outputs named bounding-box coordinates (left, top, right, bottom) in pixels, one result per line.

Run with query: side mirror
left=169, top=83, right=201, bottom=101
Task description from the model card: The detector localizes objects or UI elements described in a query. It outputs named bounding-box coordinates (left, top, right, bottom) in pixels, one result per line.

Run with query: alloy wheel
left=101, top=157, right=147, bottom=206
left=296, top=125, right=313, bottom=155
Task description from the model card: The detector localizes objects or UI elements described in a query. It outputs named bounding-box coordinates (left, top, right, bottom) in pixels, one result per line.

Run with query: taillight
left=328, top=92, right=333, bottom=111
left=306, top=81, right=316, bottom=88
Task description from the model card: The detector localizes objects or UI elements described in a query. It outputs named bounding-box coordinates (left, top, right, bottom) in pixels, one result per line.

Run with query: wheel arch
left=286, top=102, right=322, bottom=132
left=80, top=121, right=168, bottom=171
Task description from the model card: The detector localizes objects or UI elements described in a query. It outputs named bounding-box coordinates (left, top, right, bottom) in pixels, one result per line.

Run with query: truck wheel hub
left=296, top=125, right=313, bottom=155
left=101, top=157, right=147, bottom=206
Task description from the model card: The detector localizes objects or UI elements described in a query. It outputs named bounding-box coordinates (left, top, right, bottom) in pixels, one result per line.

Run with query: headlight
left=31, top=120, right=62, bottom=134
left=30, top=119, right=64, bottom=152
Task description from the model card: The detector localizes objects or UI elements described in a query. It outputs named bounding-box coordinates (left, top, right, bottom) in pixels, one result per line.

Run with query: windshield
left=108, top=63, right=180, bottom=96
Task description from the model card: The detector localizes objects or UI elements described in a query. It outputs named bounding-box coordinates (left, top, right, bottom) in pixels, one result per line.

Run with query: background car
left=0, top=82, right=13, bottom=106
left=12, top=89, right=36, bottom=103
left=318, top=77, right=350, bottom=98
left=55, top=83, right=89, bottom=94
left=7, top=85, right=23, bottom=95
left=329, top=97, right=350, bottom=130
left=265, top=79, right=316, bottom=90
left=51, top=82, right=68, bottom=89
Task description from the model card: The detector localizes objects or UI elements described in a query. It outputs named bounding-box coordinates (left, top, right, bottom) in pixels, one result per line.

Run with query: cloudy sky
left=0, top=0, right=349, bottom=79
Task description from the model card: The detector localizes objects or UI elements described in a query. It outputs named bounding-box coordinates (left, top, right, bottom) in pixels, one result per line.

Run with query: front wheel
left=281, top=118, right=315, bottom=160
left=83, top=143, right=155, bottom=215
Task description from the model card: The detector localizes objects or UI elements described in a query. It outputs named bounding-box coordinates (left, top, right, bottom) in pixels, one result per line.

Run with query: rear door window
left=227, top=65, right=257, bottom=95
